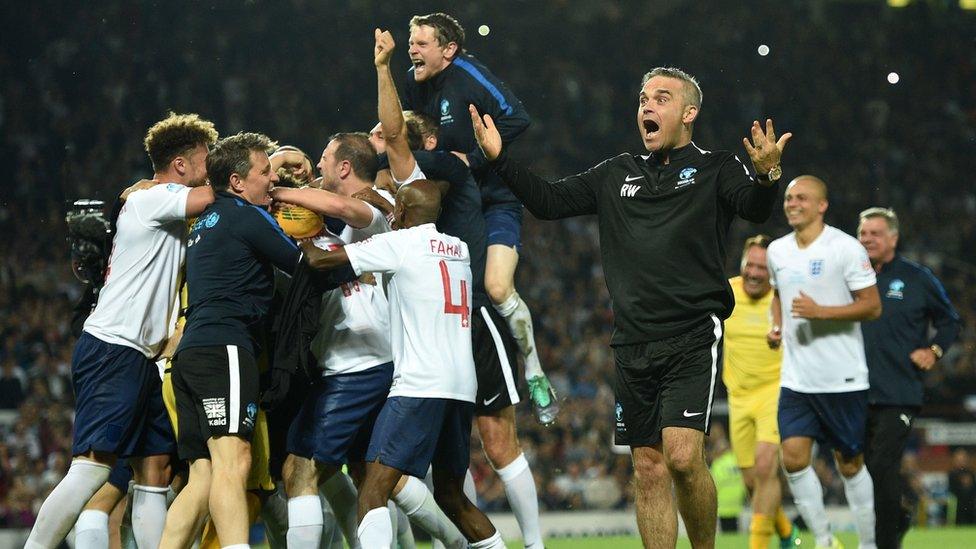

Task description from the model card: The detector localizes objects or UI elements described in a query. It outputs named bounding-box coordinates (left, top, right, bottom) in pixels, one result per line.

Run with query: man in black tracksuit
left=163, top=133, right=351, bottom=546
left=472, top=66, right=792, bottom=548
left=858, top=207, right=961, bottom=548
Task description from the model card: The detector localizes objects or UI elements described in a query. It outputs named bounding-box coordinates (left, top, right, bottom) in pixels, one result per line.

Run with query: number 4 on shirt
left=439, top=260, right=469, bottom=327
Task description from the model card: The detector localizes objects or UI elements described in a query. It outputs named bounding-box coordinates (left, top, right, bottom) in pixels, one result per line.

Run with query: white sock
left=221, top=545, right=250, bottom=549
left=286, top=495, right=323, bottom=549
left=259, top=486, right=288, bottom=548
left=387, top=500, right=399, bottom=548
left=394, top=476, right=466, bottom=549
left=470, top=530, right=506, bottom=549
left=74, top=509, right=110, bottom=549
left=786, top=465, right=832, bottom=547
left=841, top=466, right=876, bottom=549
left=395, top=505, right=416, bottom=549
left=322, top=472, right=361, bottom=549
left=493, top=292, right=543, bottom=379
left=463, top=469, right=479, bottom=508
left=131, top=484, right=168, bottom=549
left=25, top=460, right=111, bottom=548
left=494, top=454, right=542, bottom=549
left=357, top=507, right=393, bottom=549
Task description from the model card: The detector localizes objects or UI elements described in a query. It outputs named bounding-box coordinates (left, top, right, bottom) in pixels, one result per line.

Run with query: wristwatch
left=757, top=164, right=782, bottom=183
left=930, top=344, right=944, bottom=360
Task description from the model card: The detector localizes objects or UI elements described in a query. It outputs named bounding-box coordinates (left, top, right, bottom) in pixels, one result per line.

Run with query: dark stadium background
left=1, top=0, right=975, bottom=536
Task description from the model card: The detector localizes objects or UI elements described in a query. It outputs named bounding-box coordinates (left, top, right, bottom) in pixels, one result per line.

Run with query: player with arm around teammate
left=302, top=180, right=507, bottom=549
left=26, top=113, right=218, bottom=549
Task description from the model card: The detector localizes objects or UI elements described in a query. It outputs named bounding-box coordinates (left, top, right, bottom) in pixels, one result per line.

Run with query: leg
left=282, top=454, right=328, bottom=549
left=75, top=480, right=126, bottom=549
left=866, top=406, right=914, bottom=549
left=431, top=468, right=498, bottom=543
left=662, top=426, right=716, bottom=548
left=835, top=451, right=876, bottom=549
left=357, top=461, right=405, bottom=548
left=476, top=407, right=543, bottom=549
left=26, top=452, right=115, bottom=549
left=394, top=474, right=467, bottom=549
left=485, top=243, right=557, bottom=424
left=130, top=454, right=172, bottom=549
left=207, top=436, right=252, bottom=546
left=749, top=442, right=782, bottom=549
left=631, top=444, right=677, bottom=548
left=159, top=458, right=212, bottom=549
left=782, top=436, right=833, bottom=547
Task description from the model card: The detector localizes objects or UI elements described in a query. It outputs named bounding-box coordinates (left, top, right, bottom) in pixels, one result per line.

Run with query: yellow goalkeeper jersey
left=722, top=276, right=782, bottom=395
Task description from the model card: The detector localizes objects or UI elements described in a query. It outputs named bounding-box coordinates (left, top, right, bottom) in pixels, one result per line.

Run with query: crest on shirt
left=809, top=259, right=824, bottom=277
left=165, top=183, right=182, bottom=193
left=203, top=211, right=220, bottom=229
left=676, top=167, right=698, bottom=188
left=439, top=98, right=454, bottom=124
left=615, top=402, right=623, bottom=422
left=886, top=278, right=905, bottom=300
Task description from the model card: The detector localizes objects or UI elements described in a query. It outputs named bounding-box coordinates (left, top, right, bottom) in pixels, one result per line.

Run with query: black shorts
left=472, top=304, right=522, bottom=415
left=613, top=315, right=723, bottom=446
left=172, top=345, right=260, bottom=461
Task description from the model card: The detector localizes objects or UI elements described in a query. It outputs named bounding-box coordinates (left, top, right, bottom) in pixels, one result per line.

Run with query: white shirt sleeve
left=394, top=163, right=426, bottom=186
left=345, top=231, right=407, bottom=276
left=358, top=204, right=392, bottom=238
left=129, top=184, right=190, bottom=227
left=844, top=239, right=876, bottom=291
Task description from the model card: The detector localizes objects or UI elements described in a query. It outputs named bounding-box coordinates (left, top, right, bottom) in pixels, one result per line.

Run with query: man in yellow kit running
left=724, top=235, right=800, bottom=549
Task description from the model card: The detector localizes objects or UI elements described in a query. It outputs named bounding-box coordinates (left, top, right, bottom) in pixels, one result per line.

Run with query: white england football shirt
left=311, top=195, right=394, bottom=376
left=344, top=223, right=476, bottom=402
left=767, top=225, right=877, bottom=393
left=84, top=183, right=190, bottom=357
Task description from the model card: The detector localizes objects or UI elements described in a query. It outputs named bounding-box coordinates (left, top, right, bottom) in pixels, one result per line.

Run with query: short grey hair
left=642, top=67, right=703, bottom=108
left=859, top=206, right=899, bottom=234
left=207, top=132, right=277, bottom=191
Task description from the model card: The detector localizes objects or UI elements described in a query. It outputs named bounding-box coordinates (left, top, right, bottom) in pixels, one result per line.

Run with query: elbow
left=867, top=303, right=882, bottom=321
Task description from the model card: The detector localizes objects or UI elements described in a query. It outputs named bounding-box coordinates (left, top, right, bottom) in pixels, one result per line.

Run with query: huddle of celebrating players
left=23, top=7, right=961, bottom=549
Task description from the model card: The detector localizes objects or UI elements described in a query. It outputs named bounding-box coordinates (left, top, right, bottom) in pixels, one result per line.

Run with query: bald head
left=394, top=179, right=443, bottom=228
left=787, top=175, right=829, bottom=201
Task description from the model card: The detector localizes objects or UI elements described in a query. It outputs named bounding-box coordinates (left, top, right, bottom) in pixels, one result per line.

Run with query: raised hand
left=469, top=105, right=502, bottom=161
left=742, top=118, right=792, bottom=176
left=374, top=28, right=395, bottom=68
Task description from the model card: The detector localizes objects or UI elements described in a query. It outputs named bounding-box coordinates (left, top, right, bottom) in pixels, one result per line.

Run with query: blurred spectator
left=709, top=426, right=745, bottom=533
left=948, top=448, right=976, bottom=524
left=0, top=359, right=27, bottom=410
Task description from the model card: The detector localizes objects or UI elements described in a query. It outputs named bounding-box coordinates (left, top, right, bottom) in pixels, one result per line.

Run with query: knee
left=780, top=447, right=810, bottom=473
left=836, top=459, right=864, bottom=479
left=664, top=447, right=704, bottom=480
left=633, top=452, right=670, bottom=490
left=282, top=457, right=316, bottom=496
left=753, top=452, right=778, bottom=481
left=214, top=447, right=251, bottom=482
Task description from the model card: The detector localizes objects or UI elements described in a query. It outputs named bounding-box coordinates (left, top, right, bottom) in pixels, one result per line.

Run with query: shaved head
left=394, top=179, right=443, bottom=228
left=787, top=175, right=829, bottom=200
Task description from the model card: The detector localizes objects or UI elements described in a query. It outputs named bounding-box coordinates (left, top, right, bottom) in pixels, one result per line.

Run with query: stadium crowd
left=1, top=0, right=975, bottom=535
